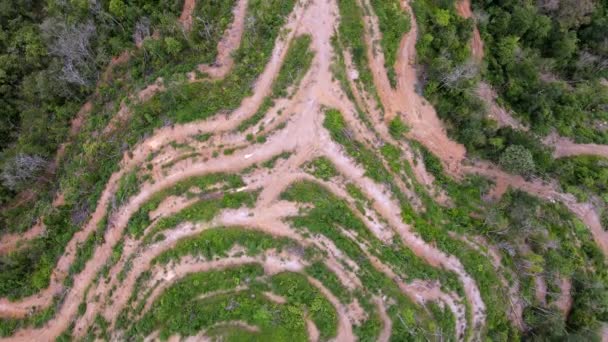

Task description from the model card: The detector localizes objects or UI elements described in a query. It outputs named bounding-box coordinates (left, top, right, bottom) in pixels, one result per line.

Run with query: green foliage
left=336, top=0, right=382, bottom=106
left=115, top=171, right=141, bottom=207
left=388, top=116, right=410, bottom=139
left=369, top=0, right=411, bottom=87
left=261, top=152, right=292, bottom=169
left=477, top=0, right=608, bottom=144
left=269, top=272, right=338, bottom=340
left=153, top=227, right=294, bottom=265
left=304, top=157, right=338, bottom=181
left=323, top=108, right=391, bottom=183
left=498, top=145, right=536, bottom=176
left=272, top=35, right=315, bottom=98
left=237, top=35, right=314, bottom=132
left=550, top=156, right=608, bottom=203
left=163, top=37, right=182, bottom=56
left=305, top=262, right=352, bottom=303
left=109, top=0, right=127, bottom=18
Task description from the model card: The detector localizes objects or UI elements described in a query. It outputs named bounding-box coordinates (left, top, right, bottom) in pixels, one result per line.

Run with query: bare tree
left=1, top=154, right=48, bottom=191
left=41, top=19, right=97, bottom=87
left=133, top=17, right=151, bottom=47
left=195, top=15, right=216, bottom=41
left=440, top=61, right=478, bottom=89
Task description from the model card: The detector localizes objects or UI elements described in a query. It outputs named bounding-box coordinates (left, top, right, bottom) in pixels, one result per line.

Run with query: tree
left=109, top=0, right=127, bottom=18
left=433, top=9, right=450, bottom=27
left=133, top=17, right=151, bottom=46
left=496, top=36, right=520, bottom=66
left=499, top=145, right=536, bottom=176
left=164, top=37, right=182, bottom=57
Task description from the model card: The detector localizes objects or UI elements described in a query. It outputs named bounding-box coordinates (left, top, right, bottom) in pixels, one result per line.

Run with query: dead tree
left=133, top=17, right=151, bottom=47
left=1, top=154, right=48, bottom=191
left=41, top=19, right=97, bottom=87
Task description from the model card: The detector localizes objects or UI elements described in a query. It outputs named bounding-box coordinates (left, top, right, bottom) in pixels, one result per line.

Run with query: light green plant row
left=281, top=180, right=457, bottom=340
left=121, top=227, right=343, bottom=341
left=323, top=107, right=518, bottom=339
left=237, top=34, right=315, bottom=132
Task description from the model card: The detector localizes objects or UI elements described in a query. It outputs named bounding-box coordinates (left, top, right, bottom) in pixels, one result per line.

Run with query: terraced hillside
left=1, top=0, right=607, bottom=340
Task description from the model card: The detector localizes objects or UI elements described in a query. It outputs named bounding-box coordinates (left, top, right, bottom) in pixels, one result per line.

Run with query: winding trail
left=545, top=133, right=608, bottom=159
left=179, top=0, right=196, bottom=31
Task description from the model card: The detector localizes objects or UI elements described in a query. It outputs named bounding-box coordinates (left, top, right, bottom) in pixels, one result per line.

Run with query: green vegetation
left=483, top=191, right=608, bottom=339
left=476, top=0, right=608, bottom=144
left=324, top=108, right=392, bottom=183
left=281, top=180, right=462, bottom=340
left=304, top=157, right=338, bottom=181
left=336, top=0, right=383, bottom=108
left=388, top=116, right=410, bottom=139
left=152, top=227, right=295, bottom=265
left=261, top=151, right=292, bottom=169
left=368, top=0, right=411, bottom=87
left=0, top=0, right=296, bottom=302
left=237, top=34, right=315, bottom=132
left=499, top=145, right=536, bottom=176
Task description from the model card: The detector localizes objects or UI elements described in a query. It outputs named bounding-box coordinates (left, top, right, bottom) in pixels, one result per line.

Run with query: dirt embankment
left=476, top=82, right=528, bottom=131
left=179, top=0, right=196, bottom=31
left=545, top=133, right=608, bottom=159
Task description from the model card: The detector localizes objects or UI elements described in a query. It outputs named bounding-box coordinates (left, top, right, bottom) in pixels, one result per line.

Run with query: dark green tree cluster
left=483, top=191, right=608, bottom=339
left=412, top=0, right=555, bottom=177
left=477, top=0, right=608, bottom=143
left=0, top=0, right=184, bottom=204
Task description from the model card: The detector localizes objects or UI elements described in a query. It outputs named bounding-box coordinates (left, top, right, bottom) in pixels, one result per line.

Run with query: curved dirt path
left=477, top=82, right=528, bottom=131
left=465, top=161, right=608, bottom=255
left=545, top=133, right=608, bottom=159
left=179, top=0, right=196, bottom=31
left=392, top=0, right=467, bottom=174
left=123, top=252, right=355, bottom=341
left=0, top=220, right=45, bottom=256
left=194, top=0, right=249, bottom=79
